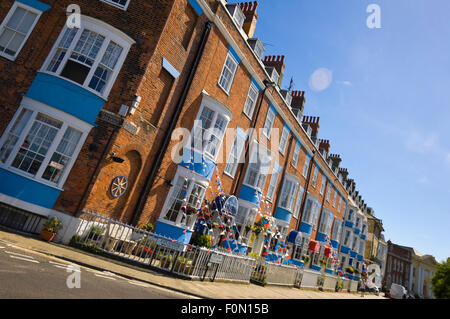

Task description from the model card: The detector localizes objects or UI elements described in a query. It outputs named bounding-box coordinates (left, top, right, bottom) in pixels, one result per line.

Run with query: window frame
left=243, top=142, right=271, bottom=192
left=279, top=126, right=289, bottom=155
left=311, top=166, right=318, bottom=188
left=160, top=167, right=209, bottom=229
left=266, top=165, right=280, bottom=202
left=190, top=95, right=232, bottom=162
left=224, top=130, right=246, bottom=178
left=0, top=97, right=91, bottom=189
left=100, top=0, right=131, bottom=11
left=242, top=82, right=259, bottom=119
left=319, top=176, right=326, bottom=195
left=278, top=174, right=299, bottom=212
left=0, top=1, right=43, bottom=61
left=218, top=51, right=239, bottom=94
left=291, top=142, right=300, bottom=168
left=302, top=155, right=311, bottom=178
left=40, top=15, right=134, bottom=99
left=262, top=107, right=276, bottom=139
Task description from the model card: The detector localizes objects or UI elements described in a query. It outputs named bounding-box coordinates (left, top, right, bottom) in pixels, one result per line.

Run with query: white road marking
left=5, top=251, right=35, bottom=259
left=128, top=281, right=150, bottom=288
left=9, top=255, right=40, bottom=263
left=0, top=246, right=5, bottom=249
left=51, top=264, right=81, bottom=272
left=94, top=274, right=117, bottom=280
left=49, top=261, right=70, bottom=267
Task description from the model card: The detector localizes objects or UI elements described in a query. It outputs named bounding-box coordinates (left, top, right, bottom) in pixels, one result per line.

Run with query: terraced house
left=0, top=0, right=380, bottom=286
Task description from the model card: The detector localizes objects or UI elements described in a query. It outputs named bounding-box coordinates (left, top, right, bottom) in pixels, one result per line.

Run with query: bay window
left=0, top=2, right=42, bottom=60
left=162, top=174, right=206, bottom=228
left=0, top=99, right=90, bottom=188
left=42, top=16, right=133, bottom=98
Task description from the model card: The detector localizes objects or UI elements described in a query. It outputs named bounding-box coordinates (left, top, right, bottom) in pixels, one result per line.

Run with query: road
left=0, top=239, right=198, bottom=299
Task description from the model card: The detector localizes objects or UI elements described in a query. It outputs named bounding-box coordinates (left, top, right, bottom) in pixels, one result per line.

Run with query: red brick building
left=384, top=240, right=412, bottom=289
left=0, top=0, right=361, bottom=275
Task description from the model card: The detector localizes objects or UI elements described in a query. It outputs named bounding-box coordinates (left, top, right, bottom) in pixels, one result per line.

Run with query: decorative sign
left=110, top=175, right=128, bottom=198
left=49, top=161, right=64, bottom=170
left=209, top=253, right=224, bottom=265
left=156, top=238, right=185, bottom=252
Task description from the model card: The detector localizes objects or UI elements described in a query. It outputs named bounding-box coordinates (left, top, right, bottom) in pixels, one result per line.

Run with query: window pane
left=17, top=11, right=37, bottom=34
left=0, top=108, right=32, bottom=163
left=60, top=59, right=91, bottom=85
left=6, top=7, right=27, bottom=30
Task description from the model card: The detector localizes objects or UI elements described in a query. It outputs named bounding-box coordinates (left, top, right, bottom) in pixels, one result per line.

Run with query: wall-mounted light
left=110, top=152, right=125, bottom=163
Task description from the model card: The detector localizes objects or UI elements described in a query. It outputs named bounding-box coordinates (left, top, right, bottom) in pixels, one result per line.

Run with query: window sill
left=0, top=164, right=64, bottom=191
left=223, top=171, right=235, bottom=179
left=217, top=82, right=231, bottom=96
left=100, top=0, right=129, bottom=11
left=0, top=52, right=17, bottom=62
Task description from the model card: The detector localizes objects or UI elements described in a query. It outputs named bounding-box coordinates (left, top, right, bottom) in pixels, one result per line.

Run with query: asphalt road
left=0, top=240, right=197, bottom=299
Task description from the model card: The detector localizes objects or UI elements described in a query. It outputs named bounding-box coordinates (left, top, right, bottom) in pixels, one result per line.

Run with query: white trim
left=0, top=2, right=43, bottom=61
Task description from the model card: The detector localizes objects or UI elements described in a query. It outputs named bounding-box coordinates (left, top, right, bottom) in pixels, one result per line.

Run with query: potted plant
left=40, top=216, right=63, bottom=242
left=140, top=222, right=154, bottom=233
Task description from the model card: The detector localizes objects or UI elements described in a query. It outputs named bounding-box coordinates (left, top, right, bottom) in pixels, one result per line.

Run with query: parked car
left=389, top=283, right=408, bottom=299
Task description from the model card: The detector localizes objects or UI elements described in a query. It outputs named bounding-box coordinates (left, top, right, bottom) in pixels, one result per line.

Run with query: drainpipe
left=130, top=21, right=213, bottom=226
left=232, top=80, right=275, bottom=196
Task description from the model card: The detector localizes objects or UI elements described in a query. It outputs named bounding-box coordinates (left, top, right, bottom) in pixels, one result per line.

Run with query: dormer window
left=226, top=4, right=246, bottom=29
left=266, top=67, right=279, bottom=86
left=247, top=38, right=265, bottom=60
left=42, top=16, right=134, bottom=99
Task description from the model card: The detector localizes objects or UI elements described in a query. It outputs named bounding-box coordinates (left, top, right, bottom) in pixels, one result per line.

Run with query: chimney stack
left=290, top=90, right=306, bottom=118
left=301, top=115, right=320, bottom=138
left=339, top=168, right=349, bottom=181
left=319, top=139, right=330, bottom=157
left=239, top=2, right=259, bottom=38
left=328, top=153, right=342, bottom=171
left=263, top=55, right=285, bottom=86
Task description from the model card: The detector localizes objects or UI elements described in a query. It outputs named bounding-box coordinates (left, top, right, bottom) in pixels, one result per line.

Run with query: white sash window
left=0, top=2, right=42, bottom=60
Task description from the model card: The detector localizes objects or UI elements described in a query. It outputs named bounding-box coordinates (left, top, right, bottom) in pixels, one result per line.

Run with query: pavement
left=0, top=228, right=386, bottom=299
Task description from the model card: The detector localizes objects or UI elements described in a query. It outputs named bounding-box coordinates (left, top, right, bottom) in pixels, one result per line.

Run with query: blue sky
left=253, top=0, right=450, bottom=262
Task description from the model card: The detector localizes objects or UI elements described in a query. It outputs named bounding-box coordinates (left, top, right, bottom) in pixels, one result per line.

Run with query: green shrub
left=191, top=234, right=213, bottom=248
left=140, top=222, right=154, bottom=233
left=43, top=216, right=63, bottom=233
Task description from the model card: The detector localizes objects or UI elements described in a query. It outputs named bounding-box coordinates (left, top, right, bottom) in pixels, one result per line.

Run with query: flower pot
left=40, top=229, right=57, bottom=242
